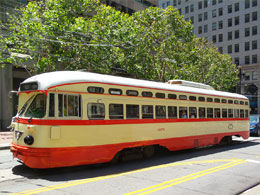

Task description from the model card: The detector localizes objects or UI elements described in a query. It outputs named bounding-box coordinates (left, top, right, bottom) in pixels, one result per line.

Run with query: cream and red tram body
left=10, top=71, right=249, bottom=168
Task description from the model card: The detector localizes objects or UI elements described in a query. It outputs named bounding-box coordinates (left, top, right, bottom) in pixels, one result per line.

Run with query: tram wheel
left=143, top=145, right=155, bottom=158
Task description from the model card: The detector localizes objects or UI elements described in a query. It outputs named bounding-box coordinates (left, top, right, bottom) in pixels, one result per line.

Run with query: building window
left=219, top=34, right=223, bottom=42
left=235, top=16, right=239, bottom=25
left=252, top=0, right=257, bottom=7
left=235, top=44, right=239, bottom=52
left=252, top=12, right=257, bottom=21
left=178, top=8, right=182, bottom=14
left=252, top=26, right=257, bottom=35
left=212, top=22, right=217, bottom=31
left=245, top=28, right=250, bottom=37
left=204, top=0, right=208, bottom=8
left=212, top=9, right=217, bottom=18
left=173, top=0, right=177, bottom=6
left=190, top=4, right=194, bottom=12
left=245, top=14, right=250, bottom=23
left=198, top=1, right=202, bottom=9
left=245, top=42, right=250, bottom=51
left=228, top=5, right=232, bottom=13
left=204, top=12, right=208, bottom=20
left=228, top=18, right=232, bottom=27
left=218, top=7, right=223, bottom=16
left=252, top=40, right=258, bottom=50
left=190, top=16, right=194, bottom=24
left=228, top=32, right=232, bottom=40
left=218, top=0, right=223, bottom=3
left=218, top=21, right=223, bottom=29
left=234, top=57, right=240, bottom=65
left=204, top=25, right=208, bottom=33
left=245, top=0, right=250, bottom=9
left=245, top=56, right=250, bottom=64
left=198, top=26, right=203, bottom=34
left=235, top=2, right=239, bottom=11
left=218, top=47, right=223, bottom=54
left=252, top=71, right=257, bottom=80
left=178, top=0, right=181, bottom=5
left=198, top=14, right=203, bottom=22
left=252, top=55, right=258, bottom=64
left=212, top=0, right=216, bottom=5
left=228, top=45, right=232, bottom=53
left=185, top=6, right=189, bottom=14
left=235, top=30, right=239, bottom=39
left=212, top=35, right=217, bottom=43
left=245, top=72, right=250, bottom=80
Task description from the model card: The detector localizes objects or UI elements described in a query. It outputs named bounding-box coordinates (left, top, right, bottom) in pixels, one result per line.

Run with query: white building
left=158, top=0, right=260, bottom=114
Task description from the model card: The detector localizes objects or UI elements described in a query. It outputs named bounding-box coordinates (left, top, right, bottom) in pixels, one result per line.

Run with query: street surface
left=0, top=136, right=259, bottom=195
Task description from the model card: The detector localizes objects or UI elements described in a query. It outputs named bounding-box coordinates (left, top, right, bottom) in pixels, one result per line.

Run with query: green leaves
left=0, top=0, right=238, bottom=91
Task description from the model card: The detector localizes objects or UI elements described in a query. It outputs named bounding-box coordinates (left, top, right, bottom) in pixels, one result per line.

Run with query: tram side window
left=179, top=107, right=188, bottom=119
left=179, top=95, right=187, bottom=100
left=156, top=105, right=166, bottom=119
left=126, top=90, right=138, bottom=96
left=199, top=107, right=206, bottom=118
left=240, top=101, right=244, bottom=105
left=142, top=105, right=153, bottom=119
left=189, top=107, right=197, bottom=118
left=207, top=98, right=213, bottom=102
left=156, top=93, right=165, bottom=98
left=240, top=109, right=244, bottom=118
left=49, top=93, right=55, bottom=117
left=234, top=100, right=239, bottom=104
left=168, top=106, right=177, bottom=118
left=109, top=104, right=123, bottom=119
left=207, top=108, right=213, bottom=118
left=245, top=110, right=249, bottom=118
left=222, top=99, right=227, bottom=103
left=87, top=103, right=105, bottom=119
left=198, top=97, right=205, bottom=101
left=87, top=86, right=104, bottom=94
left=168, top=94, right=177, bottom=99
left=245, top=102, right=249, bottom=105
left=126, top=105, right=139, bottom=119
left=234, top=109, right=239, bottom=118
left=142, top=91, right=153, bottom=97
left=228, top=100, right=233, bottom=104
left=222, top=109, right=228, bottom=118
left=189, top=96, right=197, bottom=101
left=214, top=98, right=220, bottom=103
left=228, top=109, right=233, bottom=118
left=214, top=108, right=221, bottom=118
left=58, top=94, right=81, bottom=117
left=109, top=88, right=122, bottom=95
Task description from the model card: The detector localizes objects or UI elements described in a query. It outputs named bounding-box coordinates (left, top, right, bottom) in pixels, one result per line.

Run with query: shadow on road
left=11, top=138, right=260, bottom=182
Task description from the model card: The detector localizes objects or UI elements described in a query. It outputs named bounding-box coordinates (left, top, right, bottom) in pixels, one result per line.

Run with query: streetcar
left=10, top=71, right=250, bottom=168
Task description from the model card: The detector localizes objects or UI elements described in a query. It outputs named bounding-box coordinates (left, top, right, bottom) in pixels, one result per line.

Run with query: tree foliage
left=0, top=0, right=239, bottom=91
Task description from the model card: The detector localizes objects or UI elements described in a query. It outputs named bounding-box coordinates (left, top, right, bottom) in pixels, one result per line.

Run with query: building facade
left=0, top=0, right=158, bottom=131
left=158, top=0, right=260, bottom=114
left=102, top=0, right=158, bottom=14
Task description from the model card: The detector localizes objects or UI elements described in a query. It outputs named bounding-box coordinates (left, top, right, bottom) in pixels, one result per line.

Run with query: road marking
left=124, top=159, right=246, bottom=195
left=10, top=159, right=245, bottom=195
left=246, top=159, right=260, bottom=164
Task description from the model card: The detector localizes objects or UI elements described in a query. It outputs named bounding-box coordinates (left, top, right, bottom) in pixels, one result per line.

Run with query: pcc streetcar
left=10, top=71, right=250, bottom=168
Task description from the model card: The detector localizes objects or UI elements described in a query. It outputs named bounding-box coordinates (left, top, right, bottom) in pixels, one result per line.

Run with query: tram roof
left=21, top=71, right=247, bottom=100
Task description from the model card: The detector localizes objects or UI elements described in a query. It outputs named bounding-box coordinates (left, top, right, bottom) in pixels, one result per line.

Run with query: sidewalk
left=0, top=131, right=13, bottom=150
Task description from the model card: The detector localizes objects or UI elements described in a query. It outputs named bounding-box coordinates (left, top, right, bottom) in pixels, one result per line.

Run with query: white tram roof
left=21, top=71, right=247, bottom=100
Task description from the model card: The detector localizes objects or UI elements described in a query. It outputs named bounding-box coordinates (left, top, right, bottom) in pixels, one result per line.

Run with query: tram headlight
left=24, top=135, right=34, bottom=145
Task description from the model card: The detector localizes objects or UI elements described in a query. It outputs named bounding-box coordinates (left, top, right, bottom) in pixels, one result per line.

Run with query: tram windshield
left=24, top=94, right=46, bottom=118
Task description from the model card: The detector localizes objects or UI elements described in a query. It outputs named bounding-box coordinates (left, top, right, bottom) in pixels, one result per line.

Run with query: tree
left=0, top=0, right=238, bottom=91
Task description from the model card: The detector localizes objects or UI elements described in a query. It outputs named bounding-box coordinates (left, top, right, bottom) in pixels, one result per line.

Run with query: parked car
left=249, top=115, right=260, bottom=136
